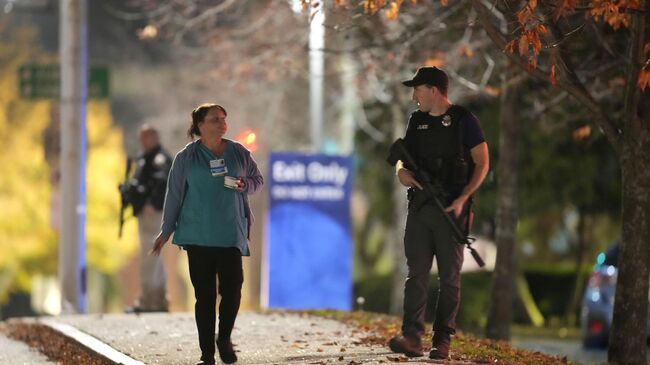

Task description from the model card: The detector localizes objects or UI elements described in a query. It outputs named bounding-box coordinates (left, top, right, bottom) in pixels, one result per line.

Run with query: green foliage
left=354, top=271, right=493, bottom=330
left=86, top=101, right=139, bottom=274
left=0, top=21, right=138, bottom=305
left=354, top=267, right=592, bottom=330
left=522, top=264, right=593, bottom=320
left=520, top=119, right=621, bottom=217
left=0, top=22, right=56, bottom=301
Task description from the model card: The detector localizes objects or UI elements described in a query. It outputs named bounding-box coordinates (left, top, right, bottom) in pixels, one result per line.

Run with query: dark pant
left=187, top=246, right=243, bottom=361
left=401, top=199, right=465, bottom=341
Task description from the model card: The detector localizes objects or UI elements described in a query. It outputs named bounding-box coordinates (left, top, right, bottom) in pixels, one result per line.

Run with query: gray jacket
left=160, top=139, right=264, bottom=242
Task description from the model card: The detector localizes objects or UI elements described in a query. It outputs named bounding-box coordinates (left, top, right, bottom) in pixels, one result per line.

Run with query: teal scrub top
left=172, top=141, right=249, bottom=255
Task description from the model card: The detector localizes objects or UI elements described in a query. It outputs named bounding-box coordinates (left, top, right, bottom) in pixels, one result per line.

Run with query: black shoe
left=196, top=360, right=215, bottom=365
left=429, top=332, right=451, bottom=359
left=388, top=334, right=423, bottom=357
left=216, top=338, right=237, bottom=364
left=124, top=306, right=143, bottom=314
left=124, top=306, right=168, bottom=314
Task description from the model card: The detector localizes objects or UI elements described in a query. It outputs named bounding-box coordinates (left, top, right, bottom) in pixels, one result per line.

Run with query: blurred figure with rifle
left=387, top=67, right=489, bottom=360
left=119, top=124, right=172, bottom=312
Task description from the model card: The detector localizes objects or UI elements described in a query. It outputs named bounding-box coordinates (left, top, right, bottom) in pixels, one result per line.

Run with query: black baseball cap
left=402, top=66, right=449, bottom=89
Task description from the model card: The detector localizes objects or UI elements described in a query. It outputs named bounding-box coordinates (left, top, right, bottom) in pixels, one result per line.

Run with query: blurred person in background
left=151, top=103, right=263, bottom=365
left=119, top=124, right=172, bottom=312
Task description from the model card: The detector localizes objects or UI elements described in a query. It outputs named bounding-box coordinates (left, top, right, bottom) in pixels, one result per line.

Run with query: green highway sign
left=19, top=64, right=110, bottom=99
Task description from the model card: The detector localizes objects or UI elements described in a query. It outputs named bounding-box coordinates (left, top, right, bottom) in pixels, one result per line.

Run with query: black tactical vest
left=403, top=105, right=474, bottom=193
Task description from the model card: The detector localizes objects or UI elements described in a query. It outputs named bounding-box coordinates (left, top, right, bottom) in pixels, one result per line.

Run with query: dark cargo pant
left=401, top=195, right=466, bottom=341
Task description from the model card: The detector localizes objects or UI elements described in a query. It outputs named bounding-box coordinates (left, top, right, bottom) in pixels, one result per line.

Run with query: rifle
left=387, top=138, right=485, bottom=267
left=118, top=157, right=133, bottom=238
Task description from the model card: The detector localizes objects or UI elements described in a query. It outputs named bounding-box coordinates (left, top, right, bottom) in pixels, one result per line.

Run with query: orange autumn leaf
left=484, top=85, right=501, bottom=96
left=554, top=0, right=578, bottom=21
left=505, top=40, right=517, bottom=54
left=528, top=0, right=537, bottom=11
left=425, top=55, right=446, bottom=66
left=537, top=24, right=548, bottom=35
left=550, top=64, right=557, bottom=85
left=363, top=0, right=385, bottom=13
left=637, top=69, right=650, bottom=90
left=439, top=0, right=448, bottom=6
left=526, top=31, right=542, bottom=55
left=608, top=77, right=626, bottom=87
left=572, top=125, right=592, bottom=141
left=385, top=2, right=400, bottom=20
left=517, top=7, right=532, bottom=25
left=518, top=36, right=529, bottom=56
left=457, top=45, right=474, bottom=58
left=589, top=0, right=640, bottom=30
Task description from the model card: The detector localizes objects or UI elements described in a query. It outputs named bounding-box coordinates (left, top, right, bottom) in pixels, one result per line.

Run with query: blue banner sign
left=266, top=153, right=353, bottom=310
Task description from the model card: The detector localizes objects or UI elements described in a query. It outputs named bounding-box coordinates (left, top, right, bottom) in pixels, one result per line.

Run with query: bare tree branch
left=622, top=6, right=645, bottom=129
left=174, top=0, right=239, bottom=44
left=471, top=0, right=622, bottom=155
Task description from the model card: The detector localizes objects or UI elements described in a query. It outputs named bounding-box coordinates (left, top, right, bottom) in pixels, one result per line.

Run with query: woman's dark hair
left=187, top=103, right=228, bottom=139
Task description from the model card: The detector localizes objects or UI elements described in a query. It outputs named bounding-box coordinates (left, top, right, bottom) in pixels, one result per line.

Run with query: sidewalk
left=0, top=331, right=56, bottom=365
left=9, top=311, right=468, bottom=365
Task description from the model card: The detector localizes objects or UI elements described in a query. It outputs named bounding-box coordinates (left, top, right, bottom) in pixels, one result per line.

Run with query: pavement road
left=513, top=337, right=650, bottom=365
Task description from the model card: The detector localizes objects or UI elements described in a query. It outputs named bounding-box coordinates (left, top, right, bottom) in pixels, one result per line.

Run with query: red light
left=236, top=130, right=257, bottom=152
left=246, top=132, right=256, bottom=145
left=589, top=321, right=604, bottom=334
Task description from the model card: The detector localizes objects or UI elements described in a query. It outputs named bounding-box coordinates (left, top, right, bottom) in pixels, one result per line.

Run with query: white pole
left=309, top=3, right=325, bottom=152
left=59, top=0, right=88, bottom=313
left=339, top=53, right=357, bottom=155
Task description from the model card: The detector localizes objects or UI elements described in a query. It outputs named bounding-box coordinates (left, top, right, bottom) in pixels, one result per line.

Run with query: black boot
left=429, top=331, right=451, bottom=359
left=388, top=333, right=424, bottom=357
left=216, top=338, right=237, bottom=364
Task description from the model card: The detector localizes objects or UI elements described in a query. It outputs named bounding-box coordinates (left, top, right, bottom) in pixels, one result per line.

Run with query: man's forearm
left=460, top=162, right=489, bottom=199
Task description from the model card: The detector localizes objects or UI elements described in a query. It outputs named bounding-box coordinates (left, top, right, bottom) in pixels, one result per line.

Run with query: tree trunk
left=608, top=5, right=650, bottom=363
left=485, top=63, right=520, bottom=340
left=608, top=93, right=650, bottom=365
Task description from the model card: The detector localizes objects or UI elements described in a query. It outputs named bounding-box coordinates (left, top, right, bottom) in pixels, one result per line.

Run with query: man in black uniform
left=388, top=67, right=489, bottom=359
left=120, top=124, right=172, bottom=312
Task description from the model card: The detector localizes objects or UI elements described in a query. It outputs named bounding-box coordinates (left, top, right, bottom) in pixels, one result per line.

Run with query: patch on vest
left=416, top=124, right=429, bottom=130
left=441, top=115, right=452, bottom=127
left=154, top=153, right=167, bottom=166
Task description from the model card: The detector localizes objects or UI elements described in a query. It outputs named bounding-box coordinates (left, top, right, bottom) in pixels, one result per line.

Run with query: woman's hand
left=150, top=232, right=168, bottom=256
left=235, top=178, right=246, bottom=192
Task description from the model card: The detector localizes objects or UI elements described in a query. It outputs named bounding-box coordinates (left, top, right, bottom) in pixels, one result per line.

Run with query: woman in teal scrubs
left=152, top=103, right=263, bottom=365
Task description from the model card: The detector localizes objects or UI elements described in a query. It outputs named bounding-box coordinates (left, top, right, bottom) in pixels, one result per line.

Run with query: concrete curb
left=35, top=319, right=145, bottom=365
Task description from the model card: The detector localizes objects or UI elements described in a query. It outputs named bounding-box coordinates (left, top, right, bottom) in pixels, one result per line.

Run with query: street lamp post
left=309, top=2, right=325, bottom=152
left=59, top=0, right=87, bottom=313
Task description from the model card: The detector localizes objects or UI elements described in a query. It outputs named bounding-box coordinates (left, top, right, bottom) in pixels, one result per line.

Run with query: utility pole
left=59, top=0, right=88, bottom=313
left=309, top=2, right=325, bottom=152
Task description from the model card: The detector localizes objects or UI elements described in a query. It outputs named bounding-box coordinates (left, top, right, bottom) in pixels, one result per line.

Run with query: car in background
left=581, top=243, right=650, bottom=348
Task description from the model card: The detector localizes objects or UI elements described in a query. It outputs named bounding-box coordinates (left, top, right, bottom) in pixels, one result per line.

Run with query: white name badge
left=209, top=158, right=228, bottom=176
